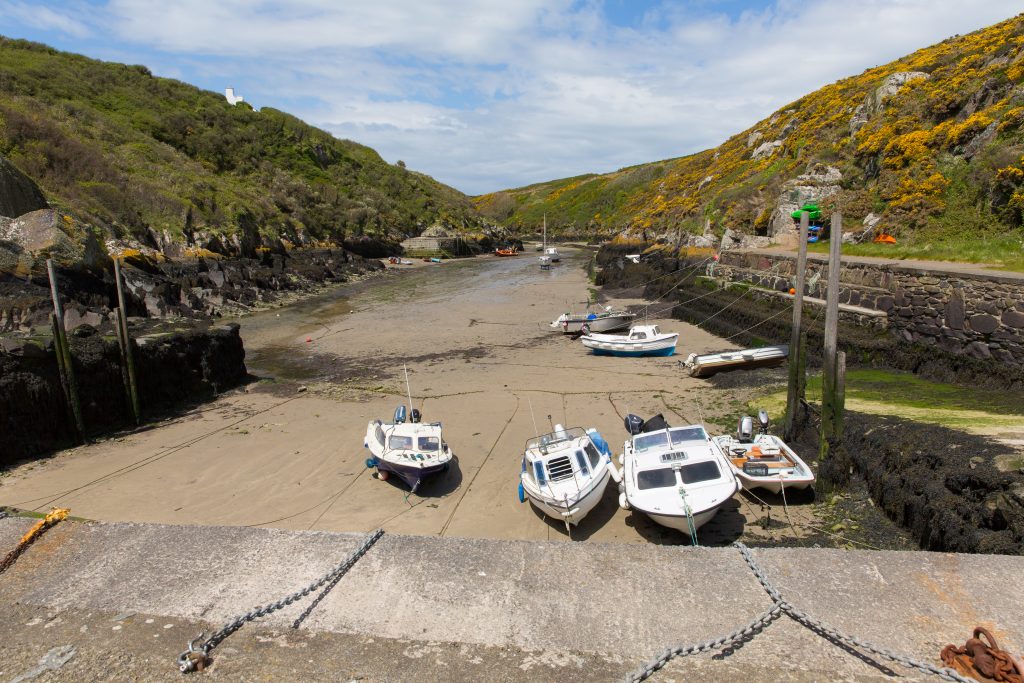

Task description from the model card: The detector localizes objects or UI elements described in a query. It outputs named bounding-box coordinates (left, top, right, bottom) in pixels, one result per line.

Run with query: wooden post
left=47, top=259, right=86, bottom=442
left=820, top=214, right=843, bottom=460
left=784, top=212, right=809, bottom=441
left=835, top=350, right=846, bottom=442
left=50, top=313, right=78, bottom=432
left=113, top=259, right=141, bottom=424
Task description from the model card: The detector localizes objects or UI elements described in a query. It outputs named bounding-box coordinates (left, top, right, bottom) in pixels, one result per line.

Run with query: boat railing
left=525, top=427, right=586, bottom=454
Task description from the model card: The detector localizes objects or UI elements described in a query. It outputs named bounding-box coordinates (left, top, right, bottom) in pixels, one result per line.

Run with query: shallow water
left=241, top=250, right=591, bottom=382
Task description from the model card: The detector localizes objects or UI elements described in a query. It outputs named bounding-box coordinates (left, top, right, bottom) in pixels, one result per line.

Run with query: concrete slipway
left=1, top=517, right=1021, bottom=682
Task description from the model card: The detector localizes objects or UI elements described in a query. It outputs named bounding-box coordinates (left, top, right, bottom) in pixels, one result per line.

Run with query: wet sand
left=0, top=248, right=824, bottom=545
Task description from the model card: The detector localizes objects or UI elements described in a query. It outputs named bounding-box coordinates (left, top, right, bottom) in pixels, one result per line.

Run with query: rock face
left=0, top=156, right=48, bottom=219
left=849, top=71, right=930, bottom=135
left=0, top=209, right=84, bottom=269
left=768, top=165, right=843, bottom=245
left=0, top=323, right=247, bottom=462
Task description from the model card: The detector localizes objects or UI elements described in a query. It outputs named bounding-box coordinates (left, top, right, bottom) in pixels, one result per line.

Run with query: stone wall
left=715, top=251, right=1024, bottom=367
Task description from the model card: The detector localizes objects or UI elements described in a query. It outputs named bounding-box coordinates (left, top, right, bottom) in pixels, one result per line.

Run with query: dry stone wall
left=715, top=251, right=1024, bottom=368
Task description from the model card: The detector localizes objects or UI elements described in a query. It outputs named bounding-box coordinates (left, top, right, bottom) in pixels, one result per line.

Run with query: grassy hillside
left=0, top=37, right=487, bottom=249
left=478, top=14, right=1024, bottom=261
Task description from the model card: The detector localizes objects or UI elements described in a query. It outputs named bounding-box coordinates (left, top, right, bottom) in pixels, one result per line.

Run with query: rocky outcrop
left=850, top=71, right=930, bottom=135
left=0, top=248, right=384, bottom=334
left=0, top=156, right=48, bottom=219
left=768, top=165, right=843, bottom=245
left=0, top=322, right=247, bottom=463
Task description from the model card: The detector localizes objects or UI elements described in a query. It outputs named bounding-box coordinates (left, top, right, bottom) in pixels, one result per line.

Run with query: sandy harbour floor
left=1, top=247, right=822, bottom=545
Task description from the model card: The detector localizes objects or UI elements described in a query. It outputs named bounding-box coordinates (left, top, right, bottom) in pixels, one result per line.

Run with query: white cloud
left=0, top=1, right=91, bottom=38
left=8, top=1, right=1024, bottom=194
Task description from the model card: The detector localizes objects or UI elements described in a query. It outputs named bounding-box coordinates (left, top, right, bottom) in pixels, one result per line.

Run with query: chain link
left=623, top=542, right=977, bottom=683
left=177, top=529, right=384, bottom=673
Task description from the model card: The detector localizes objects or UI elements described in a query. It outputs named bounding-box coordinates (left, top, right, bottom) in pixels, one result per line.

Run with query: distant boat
left=711, top=411, right=814, bottom=494
left=618, top=413, right=739, bottom=538
left=581, top=324, right=678, bottom=357
left=495, top=247, right=518, bottom=256
left=550, top=306, right=635, bottom=334
left=539, top=254, right=552, bottom=270
left=518, top=424, right=618, bottom=534
left=540, top=215, right=560, bottom=262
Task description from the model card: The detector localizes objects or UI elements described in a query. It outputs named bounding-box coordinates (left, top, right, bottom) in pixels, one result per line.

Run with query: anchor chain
left=623, top=542, right=976, bottom=683
left=177, top=528, right=384, bottom=673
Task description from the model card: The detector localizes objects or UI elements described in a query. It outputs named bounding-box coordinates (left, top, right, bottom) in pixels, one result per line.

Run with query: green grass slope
left=477, top=14, right=1024, bottom=265
left=0, top=37, right=487, bottom=248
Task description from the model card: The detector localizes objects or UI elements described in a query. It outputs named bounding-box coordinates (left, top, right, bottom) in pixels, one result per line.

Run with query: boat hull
left=377, top=459, right=449, bottom=490
left=735, top=473, right=814, bottom=494
left=523, top=469, right=610, bottom=526
left=582, top=333, right=678, bottom=357
left=634, top=497, right=729, bottom=533
left=554, top=314, right=635, bottom=334
left=590, top=345, right=675, bottom=357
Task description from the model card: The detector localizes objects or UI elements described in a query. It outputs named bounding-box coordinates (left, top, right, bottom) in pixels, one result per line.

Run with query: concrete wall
left=716, top=251, right=1024, bottom=368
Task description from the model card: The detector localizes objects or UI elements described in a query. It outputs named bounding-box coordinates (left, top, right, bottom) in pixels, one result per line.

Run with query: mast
left=543, top=214, right=547, bottom=250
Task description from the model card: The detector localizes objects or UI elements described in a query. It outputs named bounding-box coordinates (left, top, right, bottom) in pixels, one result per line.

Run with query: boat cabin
left=626, top=426, right=729, bottom=492
left=626, top=325, right=662, bottom=341
left=369, top=420, right=449, bottom=463
left=523, top=427, right=605, bottom=489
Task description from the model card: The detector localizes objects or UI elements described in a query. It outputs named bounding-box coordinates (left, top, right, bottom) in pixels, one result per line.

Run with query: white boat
left=618, top=414, right=739, bottom=539
left=684, top=345, right=788, bottom=378
left=362, top=367, right=454, bottom=493
left=581, top=324, right=678, bottom=357
left=550, top=306, right=635, bottom=334
left=539, top=216, right=558, bottom=266
left=518, top=424, right=618, bottom=534
left=711, top=411, right=814, bottom=494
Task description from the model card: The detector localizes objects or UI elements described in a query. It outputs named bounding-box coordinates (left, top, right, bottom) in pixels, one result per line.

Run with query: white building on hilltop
left=225, top=88, right=244, bottom=105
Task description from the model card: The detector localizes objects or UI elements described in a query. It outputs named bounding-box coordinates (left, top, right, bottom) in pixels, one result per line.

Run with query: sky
left=2, top=1, right=1024, bottom=195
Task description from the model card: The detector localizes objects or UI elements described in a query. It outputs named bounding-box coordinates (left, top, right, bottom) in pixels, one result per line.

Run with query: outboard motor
left=737, top=415, right=754, bottom=443
left=757, top=410, right=770, bottom=435
left=410, top=408, right=422, bottom=424
left=393, top=405, right=407, bottom=424
left=624, top=414, right=645, bottom=436
left=641, top=413, right=670, bottom=434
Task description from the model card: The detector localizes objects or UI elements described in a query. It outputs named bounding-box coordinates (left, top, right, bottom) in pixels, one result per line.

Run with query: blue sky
left=2, top=1, right=1024, bottom=194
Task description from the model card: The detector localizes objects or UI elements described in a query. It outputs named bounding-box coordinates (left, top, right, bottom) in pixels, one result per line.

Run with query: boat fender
left=365, top=457, right=379, bottom=469
left=618, top=492, right=630, bottom=510
left=376, top=469, right=389, bottom=481
left=517, top=482, right=526, bottom=503
left=606, top=461, right=622, bottom=484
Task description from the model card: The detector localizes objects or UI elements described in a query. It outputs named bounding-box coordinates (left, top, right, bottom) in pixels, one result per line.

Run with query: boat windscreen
left=633, top=432, right=668, bottom=453
left=636, top=467, right=677, bottom=490
left=388, top=435, right=413, bottom=450
left=668, top=427, right=707, bottom=445
left=418, top=436, right=440, bottom=451
left=679, top=461, right=721, bottom=484
left=526, top=427, right=586, bottom=453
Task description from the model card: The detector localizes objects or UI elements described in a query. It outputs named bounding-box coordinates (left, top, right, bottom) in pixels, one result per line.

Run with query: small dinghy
left=550, top=306, right=635, bottom=334
left=518, top=424, right=618, bottom=534
left=581, top=324, right=678, bottom=357
left=363, top=367, right=453, bottom=493
left=711, top=411, right=814, bottom=494
left=539, top=254, right=552, bottom=270
left=618, top=413, right=738, bottom=539
left=495, top=247, right=518, bottom=256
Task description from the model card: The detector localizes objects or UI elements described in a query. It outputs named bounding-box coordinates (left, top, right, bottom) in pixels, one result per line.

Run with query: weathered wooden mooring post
left=783, top=212, right=809, bottom=441
left=46, top=259, right=86, bottom=443
left=819, top=213, right=846, bottom=460
left=113, top=258, right=141, bottom=424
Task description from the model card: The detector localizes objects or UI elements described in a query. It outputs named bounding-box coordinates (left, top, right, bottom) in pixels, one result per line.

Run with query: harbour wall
left=0, top=322, right=247, bottom=465
left=597, top=242, right=1024, bottom=389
